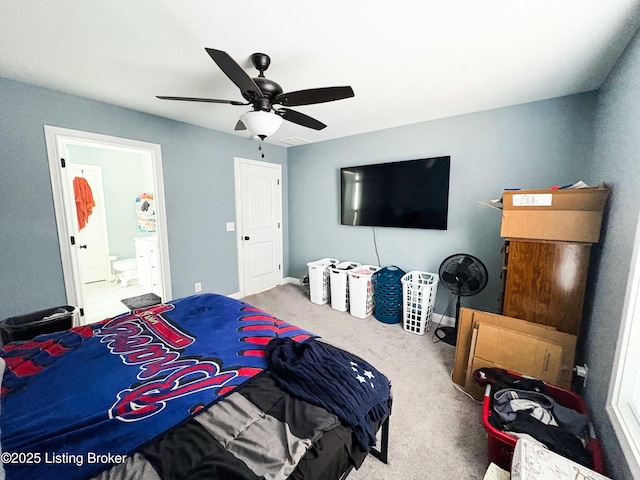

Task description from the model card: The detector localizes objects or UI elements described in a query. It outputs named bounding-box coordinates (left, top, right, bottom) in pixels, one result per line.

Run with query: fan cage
left=439, top=255, right=488, bottom=297
left=401, top=271, right=439, bottom=335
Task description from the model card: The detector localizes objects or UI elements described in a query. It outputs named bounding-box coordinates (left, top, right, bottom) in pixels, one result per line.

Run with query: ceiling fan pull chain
left=258, top=140, right=265, bottom=159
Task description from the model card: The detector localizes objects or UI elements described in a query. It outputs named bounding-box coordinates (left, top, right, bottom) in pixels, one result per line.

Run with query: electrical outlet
left=195, top=282, right=202, bottom=293
left=575, top=363, right=588, bottom=387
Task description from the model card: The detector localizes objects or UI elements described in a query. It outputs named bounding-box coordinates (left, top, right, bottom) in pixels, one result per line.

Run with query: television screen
left=340, top=156, right=450, bottom=230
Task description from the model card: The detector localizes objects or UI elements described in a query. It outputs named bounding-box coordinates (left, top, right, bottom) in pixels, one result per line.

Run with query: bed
left=0, top=293, right=391, bottom=479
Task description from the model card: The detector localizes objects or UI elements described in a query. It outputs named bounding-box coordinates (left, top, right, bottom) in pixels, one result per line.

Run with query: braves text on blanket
left=0, top=293, right=313, bottom=479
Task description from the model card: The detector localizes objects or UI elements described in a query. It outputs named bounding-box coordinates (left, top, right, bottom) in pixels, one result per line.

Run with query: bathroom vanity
left=135, top=237, right=160, bottom=295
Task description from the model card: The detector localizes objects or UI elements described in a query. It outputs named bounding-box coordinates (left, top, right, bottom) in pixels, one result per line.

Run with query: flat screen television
left=340, top=156, right=450, bottom=230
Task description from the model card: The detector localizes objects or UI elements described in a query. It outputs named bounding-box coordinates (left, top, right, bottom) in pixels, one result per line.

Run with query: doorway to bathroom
left=45, top=126, right=172, bottom=325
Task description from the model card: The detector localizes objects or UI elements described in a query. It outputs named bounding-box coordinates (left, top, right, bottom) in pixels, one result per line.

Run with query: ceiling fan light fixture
left=240, top=110, right=283, bottom=139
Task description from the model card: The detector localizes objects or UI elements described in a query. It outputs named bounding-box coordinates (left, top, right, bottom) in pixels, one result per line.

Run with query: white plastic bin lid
left=307, top=258, right=340, bottom=267
left=401, top=271, right=438, bottom=284
left=348, top=265, right=381, bottom=277
left=330, top=261, right=361, bottom=273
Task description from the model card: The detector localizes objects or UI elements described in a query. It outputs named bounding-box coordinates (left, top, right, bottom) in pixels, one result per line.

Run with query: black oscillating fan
left=435, top=254, right=488, bottom=346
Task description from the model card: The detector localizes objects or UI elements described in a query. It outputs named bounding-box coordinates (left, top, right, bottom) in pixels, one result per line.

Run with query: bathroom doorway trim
left=45, top=125, right=172, bottom=324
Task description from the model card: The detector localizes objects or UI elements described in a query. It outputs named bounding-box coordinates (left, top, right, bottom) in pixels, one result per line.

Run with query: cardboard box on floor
left=463, top=323, right=564, bottom=400
left=500, top=186, right=608, bottom=243
left=453, top=308, right=577, bottom=400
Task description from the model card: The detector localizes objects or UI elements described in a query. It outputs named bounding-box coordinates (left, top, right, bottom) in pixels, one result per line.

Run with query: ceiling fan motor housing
left=240, top=52, right=283, bottom=111
left=245, top=77, right=283, bottom=110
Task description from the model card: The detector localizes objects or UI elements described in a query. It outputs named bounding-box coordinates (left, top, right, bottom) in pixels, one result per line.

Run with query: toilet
left=112, top=258, right=138, bottom=287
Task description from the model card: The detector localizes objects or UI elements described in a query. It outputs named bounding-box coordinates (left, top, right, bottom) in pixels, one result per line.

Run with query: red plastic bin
left=481, top=381, right=605, bottom=474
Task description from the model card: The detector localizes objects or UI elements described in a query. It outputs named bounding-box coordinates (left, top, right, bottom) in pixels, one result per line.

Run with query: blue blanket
left=266, top=337, right=390, bottom=451
left=0, top=293, right=313, bottom=479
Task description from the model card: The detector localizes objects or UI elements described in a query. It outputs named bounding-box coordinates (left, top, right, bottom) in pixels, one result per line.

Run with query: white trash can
left=329, top=262, right=362, bottom=312
left=348, top=265, right=381, bottom=319
left=306, top=258, right=340, bottom=305
left=401, top=271, right=439, bottom=335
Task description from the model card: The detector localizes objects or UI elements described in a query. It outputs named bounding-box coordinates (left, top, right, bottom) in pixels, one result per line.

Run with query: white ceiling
left=1, top=1, right=639, bottom=146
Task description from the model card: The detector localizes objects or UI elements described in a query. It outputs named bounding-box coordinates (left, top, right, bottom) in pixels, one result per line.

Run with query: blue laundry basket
left=372, top=266, right=406, bottom=324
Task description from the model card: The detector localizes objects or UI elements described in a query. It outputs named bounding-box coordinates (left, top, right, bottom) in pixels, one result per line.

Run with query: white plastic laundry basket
left=348, top=265, right=381, bottom=319
left=401, top=271, right=439, bottom=335
left=306, top=258, right=340, bottom=305
left=329, top=261, right=362, bottom=312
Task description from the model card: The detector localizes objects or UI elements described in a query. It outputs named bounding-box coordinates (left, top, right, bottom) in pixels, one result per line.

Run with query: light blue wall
left=287, top=94, right=597, bottom=314
left=0, top=77, right=288, bottom=319
left=581, top=26, right=640, bottom=480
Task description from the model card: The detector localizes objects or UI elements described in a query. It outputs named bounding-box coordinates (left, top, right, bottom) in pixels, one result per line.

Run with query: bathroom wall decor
left=135, top=192, right=156, bottom=232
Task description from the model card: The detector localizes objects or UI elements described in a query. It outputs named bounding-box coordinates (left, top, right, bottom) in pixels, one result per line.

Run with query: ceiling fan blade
left=235, top=119, right=247, bottom=131
left=205, top=48, right=263, bottom=98
left=275, top=86, right=354, bottom=107
left=276, top=108, right=326, bottom=130
left=156, top=96, right=248, bottom=105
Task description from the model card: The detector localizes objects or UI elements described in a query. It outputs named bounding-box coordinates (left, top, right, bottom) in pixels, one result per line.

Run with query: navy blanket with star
left=266, top=337, right=390, bottom=451
left=0, top=293, right=313, bottom=479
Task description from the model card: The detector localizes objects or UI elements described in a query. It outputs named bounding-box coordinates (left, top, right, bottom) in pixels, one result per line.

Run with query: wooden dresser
left=500, top=238, right=591, bottom=335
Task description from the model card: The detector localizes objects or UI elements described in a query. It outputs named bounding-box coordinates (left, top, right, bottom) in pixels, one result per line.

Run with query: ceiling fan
left=157, top=48, right=355, bottom=139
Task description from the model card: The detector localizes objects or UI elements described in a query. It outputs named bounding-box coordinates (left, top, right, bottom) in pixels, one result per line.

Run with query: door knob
left=79, top=244, right=88, bottom=249
left=243, top=236, right=250, bottom=240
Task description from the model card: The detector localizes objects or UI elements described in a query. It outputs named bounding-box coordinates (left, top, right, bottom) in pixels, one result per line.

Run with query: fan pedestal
left=434, top=326, right=457, bottom=346
left=434, top=293, right=461, bottom=347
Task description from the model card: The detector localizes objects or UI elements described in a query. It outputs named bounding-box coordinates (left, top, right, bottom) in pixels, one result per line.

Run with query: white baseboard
left=228, top=276, right=297, bottom=299
left=433, top=313, right=455, bottom=328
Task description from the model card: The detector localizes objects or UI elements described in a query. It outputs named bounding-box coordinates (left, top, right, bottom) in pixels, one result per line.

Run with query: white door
left=236, top=158, right=283, bottom=296
left=67, top=164, right=110, bottom=283
left=45, top=126, right=172, bottom=325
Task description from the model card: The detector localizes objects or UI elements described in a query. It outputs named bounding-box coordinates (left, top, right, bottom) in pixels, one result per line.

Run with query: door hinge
left=79, top=307, right=85, bottom=317
left=277, top=178, right=280, bottom=185
left=279, top=264, right=281, bottom=270
left=278, top=222, right=281, bottom=228
left=60, top=158, right=66, bottom=168
left=70, top=235, right=76, bottom=245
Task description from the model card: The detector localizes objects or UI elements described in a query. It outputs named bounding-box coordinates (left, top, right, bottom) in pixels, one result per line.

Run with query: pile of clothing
left=474, top=367, right=593, bottom=469
left=266, top=337, right=391, bottom=451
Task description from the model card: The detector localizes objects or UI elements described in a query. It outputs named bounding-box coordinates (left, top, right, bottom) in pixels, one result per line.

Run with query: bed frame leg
left=339, top=465, right=354, bottom=480
left=369, top=412, right=390, bottom=464
left=341, top=399, right=392, bottom=478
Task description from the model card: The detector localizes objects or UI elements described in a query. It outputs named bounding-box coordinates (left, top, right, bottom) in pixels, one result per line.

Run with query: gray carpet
left=243, top=283, right=489, bottom=480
